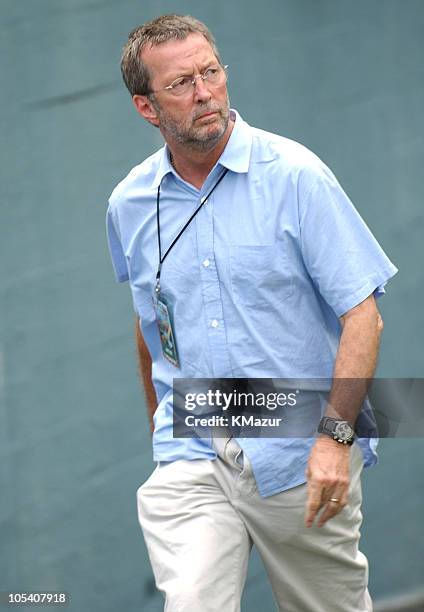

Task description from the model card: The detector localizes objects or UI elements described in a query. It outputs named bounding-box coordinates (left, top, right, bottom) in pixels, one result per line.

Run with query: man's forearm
left=325, top=295, right=383, bottom=426
left=135, top=317, right=157, bottom=433
left=306, top=295, right=384, bottom=528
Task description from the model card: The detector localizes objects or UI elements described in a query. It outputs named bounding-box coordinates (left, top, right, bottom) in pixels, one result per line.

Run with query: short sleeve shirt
left=106, top=110, right=398, bottom=497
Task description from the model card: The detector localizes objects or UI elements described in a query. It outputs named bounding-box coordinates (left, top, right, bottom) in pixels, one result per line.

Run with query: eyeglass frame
left=148, top=64, right=229, bottom=96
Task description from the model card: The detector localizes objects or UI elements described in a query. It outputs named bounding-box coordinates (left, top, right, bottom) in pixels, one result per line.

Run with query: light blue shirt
left=106, top=110, right=398, bottom=497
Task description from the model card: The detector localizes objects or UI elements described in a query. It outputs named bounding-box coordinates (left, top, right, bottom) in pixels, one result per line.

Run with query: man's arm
left=135, top=317, right=158, bottom=434
left=305, top=294, right=383, bottom=528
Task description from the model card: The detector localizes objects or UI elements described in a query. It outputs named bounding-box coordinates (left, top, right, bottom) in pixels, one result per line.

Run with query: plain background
left=1, top=1, right=423, bottom=610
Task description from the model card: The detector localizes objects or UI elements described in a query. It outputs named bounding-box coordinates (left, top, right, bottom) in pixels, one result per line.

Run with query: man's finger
left=305, top=481, right=326, bottom=527
left=316, top=495, right=347, bottom=527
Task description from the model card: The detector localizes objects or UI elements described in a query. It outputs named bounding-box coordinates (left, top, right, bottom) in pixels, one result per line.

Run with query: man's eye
left=172, top=76, right=192, bottom=89
left=205, top=67, right=219, bottom=77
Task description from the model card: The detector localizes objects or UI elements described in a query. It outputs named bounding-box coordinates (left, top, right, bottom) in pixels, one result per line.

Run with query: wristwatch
left=318, top=417, right=355, bottom=445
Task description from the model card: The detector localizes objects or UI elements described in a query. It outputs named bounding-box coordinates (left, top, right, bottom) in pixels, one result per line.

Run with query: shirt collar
left=217, top=109, right=252, bottom=173
left=151, top=108, right=252, bottom=188
left=151, top=144, right=174, bottom=189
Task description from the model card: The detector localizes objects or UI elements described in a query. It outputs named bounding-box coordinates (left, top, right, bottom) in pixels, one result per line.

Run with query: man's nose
left=193, top=76, right=212, bottom=102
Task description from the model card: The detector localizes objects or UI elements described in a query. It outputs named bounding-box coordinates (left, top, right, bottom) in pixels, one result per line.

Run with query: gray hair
left=120, top=14, right=222, bottom=97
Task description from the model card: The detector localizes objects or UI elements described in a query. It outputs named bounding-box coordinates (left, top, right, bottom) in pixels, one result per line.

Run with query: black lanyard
left=155, top=167, right=229, bottom=294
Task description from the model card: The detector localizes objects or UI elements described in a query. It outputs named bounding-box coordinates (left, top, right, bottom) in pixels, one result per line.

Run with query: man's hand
left=304, top=436, right=351, bottom=528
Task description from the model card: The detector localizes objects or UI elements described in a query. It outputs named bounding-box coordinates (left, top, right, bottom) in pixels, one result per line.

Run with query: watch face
left=334, top=422, right=354, bottom=441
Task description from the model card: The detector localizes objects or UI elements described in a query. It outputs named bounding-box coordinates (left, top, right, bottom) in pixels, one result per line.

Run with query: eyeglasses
left=151, top=64, right=228, bottom=97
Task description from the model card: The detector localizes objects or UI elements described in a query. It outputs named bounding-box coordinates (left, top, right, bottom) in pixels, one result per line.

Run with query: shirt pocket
left=229, top=245, right=293, bottom=310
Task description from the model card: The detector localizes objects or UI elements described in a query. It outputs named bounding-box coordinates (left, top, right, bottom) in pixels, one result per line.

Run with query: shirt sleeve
left=298, top=162, right=398, bottom=317
left=106, top=203, right=129, bottom=283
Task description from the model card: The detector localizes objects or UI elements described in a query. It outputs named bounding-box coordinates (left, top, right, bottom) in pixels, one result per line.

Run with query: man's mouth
left=196, top=111, right=218, bottom=121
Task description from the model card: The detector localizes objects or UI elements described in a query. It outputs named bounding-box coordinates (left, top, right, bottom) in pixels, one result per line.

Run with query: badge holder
left=153, top=274, right=180, bottom=368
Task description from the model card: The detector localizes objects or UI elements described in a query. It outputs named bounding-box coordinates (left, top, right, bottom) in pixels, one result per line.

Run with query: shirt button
left=211, top=319, right=219, bottom=328
left=203, top=259, right=210, bottom=268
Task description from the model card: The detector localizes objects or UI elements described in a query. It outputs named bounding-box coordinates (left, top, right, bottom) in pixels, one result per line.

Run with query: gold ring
left=329, top=498, right=340, bottom=503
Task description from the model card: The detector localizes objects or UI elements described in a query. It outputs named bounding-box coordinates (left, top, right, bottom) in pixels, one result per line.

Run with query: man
left=106, top=14, right=397, bottom=612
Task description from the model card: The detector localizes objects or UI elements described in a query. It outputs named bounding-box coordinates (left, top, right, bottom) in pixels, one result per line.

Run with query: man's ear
left=132, top=95, right=160, bottom=127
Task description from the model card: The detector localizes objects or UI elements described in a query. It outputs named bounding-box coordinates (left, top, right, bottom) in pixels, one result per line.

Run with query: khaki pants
left=137, top=437, right=372, bottom=612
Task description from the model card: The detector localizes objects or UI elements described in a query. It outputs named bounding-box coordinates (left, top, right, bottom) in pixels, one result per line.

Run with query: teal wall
left=1, top=1, right=423, bottom=610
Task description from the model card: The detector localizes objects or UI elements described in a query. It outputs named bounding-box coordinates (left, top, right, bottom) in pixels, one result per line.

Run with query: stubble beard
left=151, top=95, right=231, bottom=152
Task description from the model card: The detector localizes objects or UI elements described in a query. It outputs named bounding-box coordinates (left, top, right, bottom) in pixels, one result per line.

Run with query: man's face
left=139, top=33, right=230, bottom=151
